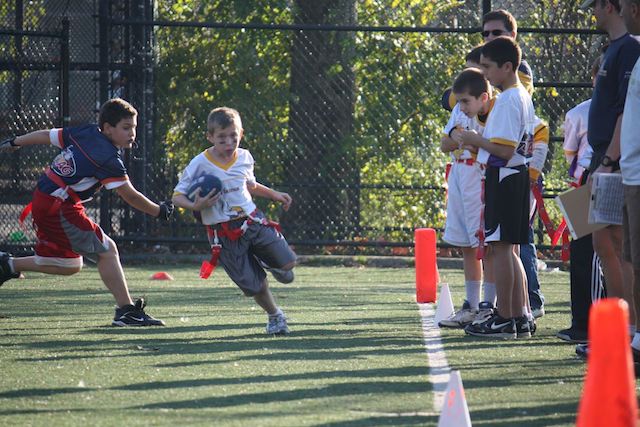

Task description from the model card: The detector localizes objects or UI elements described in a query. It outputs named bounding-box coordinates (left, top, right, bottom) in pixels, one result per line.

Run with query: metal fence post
left=98, top=0, right=112, bottom=234
left=60, top=18, right=70, bottom=127
left=482, top=0, right=491, bottom=18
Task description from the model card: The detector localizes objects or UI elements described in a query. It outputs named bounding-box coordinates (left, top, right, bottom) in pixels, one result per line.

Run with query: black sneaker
left=464, top=313, right=517, bottom=339
left=0, top=252, right=20, bottom=286
left=112, top=298, right=165, bottom=326
left=575, top=343, right=588, bottom=359
left=515, top=316, right=532, bottom=339
left=557, top=327, right=588, bottom=344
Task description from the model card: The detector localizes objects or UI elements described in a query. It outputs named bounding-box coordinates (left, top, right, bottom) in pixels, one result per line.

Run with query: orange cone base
left=150, top=271, right=174, bottom=280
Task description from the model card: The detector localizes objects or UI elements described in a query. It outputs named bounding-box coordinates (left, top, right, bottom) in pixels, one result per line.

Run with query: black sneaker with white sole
left=515, top=316, right=532, bottom=339
left=0, top=251, right=20, bottom=286
left=464, top=313, right=517, bottom=339
left=112, top=298, right=165, bottom=326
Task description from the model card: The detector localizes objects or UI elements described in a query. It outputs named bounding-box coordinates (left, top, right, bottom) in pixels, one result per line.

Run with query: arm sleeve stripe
left=490, top=137, right=517, bottom=147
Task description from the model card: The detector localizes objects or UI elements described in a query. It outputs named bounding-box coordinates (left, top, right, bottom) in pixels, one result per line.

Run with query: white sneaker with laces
left=266, top=312, right=290, bottom=335
left=438, top=308, right=477, bottom=328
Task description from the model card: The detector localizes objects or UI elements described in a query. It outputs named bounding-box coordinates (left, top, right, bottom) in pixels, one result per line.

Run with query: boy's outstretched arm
left=115, top=181, right=173, bottom=220
left=1, top=130, right=51, bottom=150
left=249, top=183, right=292, bottom=211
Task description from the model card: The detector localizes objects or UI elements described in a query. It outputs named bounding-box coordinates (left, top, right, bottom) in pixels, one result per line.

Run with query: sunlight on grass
left=0, top=265, right=595, bottom=426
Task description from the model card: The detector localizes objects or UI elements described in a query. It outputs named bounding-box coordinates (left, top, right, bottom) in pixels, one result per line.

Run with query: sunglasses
left=481, top=29, right=506, bottom=37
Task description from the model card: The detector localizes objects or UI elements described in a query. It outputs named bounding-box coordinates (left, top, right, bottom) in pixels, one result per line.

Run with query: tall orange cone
left=576, top=298, right=637, bottom=427
left=415, top=228, right=439, bottom=303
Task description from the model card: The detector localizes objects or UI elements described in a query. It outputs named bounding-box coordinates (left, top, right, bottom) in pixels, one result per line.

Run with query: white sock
left=269, top=308, right=283, bottom=318
left=632, top=332, right=640, bottom=351
left=465, top=280, right=481, bottom=310
left=483, top=282, right=497, bottom=306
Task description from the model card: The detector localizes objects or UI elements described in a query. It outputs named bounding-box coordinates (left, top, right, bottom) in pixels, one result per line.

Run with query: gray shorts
left=209, top=213, right=296, bottom=296
left=623, top=185, right=640, bottom=270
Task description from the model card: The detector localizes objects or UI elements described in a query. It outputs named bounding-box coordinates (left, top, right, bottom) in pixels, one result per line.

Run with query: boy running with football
left=172, top=107, right=296, bottom=335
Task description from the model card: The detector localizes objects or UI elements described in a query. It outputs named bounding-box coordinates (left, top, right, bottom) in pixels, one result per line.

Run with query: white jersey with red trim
left=173, top=148, right=257, bottom=225
left=478, top=85, right=535, bottom=168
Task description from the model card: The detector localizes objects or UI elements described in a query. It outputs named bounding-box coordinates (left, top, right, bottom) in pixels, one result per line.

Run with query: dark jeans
left=521, top=227, right=544, bottom=310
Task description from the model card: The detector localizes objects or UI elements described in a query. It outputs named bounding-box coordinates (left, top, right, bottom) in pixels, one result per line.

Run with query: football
left=186, top=174, right=223, bottom=201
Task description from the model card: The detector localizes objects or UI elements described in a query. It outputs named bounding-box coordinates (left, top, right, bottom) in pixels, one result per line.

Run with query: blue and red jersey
left=37, top=124, right=129, bottom=202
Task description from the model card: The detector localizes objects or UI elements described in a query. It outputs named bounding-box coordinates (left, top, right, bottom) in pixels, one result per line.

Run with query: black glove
left=0, top=136, right=19, bottom=151
left=157, top=201, right=174, bottom=221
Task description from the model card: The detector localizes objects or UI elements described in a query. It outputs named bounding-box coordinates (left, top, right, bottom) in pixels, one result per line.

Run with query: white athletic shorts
left=443, top=161, right=484, bottom=248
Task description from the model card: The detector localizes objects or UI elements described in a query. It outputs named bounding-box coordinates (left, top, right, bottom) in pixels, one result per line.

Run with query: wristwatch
left=601, top=155, right=619, bottom=167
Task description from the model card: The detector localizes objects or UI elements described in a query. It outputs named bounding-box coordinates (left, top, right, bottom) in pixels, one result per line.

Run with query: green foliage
left=152, top=0, right=598, bottom=245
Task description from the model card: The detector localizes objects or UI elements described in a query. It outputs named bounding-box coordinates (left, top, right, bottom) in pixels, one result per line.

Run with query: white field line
left=418, top=302, right=451, bottom=412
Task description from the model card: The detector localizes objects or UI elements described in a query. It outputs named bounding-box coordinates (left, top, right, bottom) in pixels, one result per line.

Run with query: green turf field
left=0, top=265, right=592, bottom=426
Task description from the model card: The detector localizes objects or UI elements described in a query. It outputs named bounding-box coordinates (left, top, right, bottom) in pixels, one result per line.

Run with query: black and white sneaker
left=112, top=298, right=165, bottom=327
left=0, top=252, right=20, bottom=286
left=464, top=313, right=517, bottom=339
left=515, top=316, right=532, bottom=339
left=575, top=343, right=588, bottom=359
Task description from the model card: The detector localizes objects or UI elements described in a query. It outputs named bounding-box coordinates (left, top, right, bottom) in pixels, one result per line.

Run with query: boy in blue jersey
left=0, top=98, right=173, bottom=326
left=458, top=37, right=535, bottom=339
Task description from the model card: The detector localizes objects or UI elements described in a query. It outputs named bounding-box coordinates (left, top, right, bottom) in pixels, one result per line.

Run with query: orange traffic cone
left=150, top=271, right=174, bottom=280
left=415, top=228, right=439, bottom=303
left=576, top=298, right=637, bottom=427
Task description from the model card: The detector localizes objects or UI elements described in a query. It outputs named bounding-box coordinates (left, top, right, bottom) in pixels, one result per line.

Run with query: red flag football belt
left=200, top=212, right=282, bottom=279
left=19, top=167, right=82, bottom=229
left=531, top=185, right=570, bottom=262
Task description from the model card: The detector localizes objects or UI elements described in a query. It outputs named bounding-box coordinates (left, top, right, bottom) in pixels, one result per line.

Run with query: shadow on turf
left=127, top=380, right=429, bottom=410
left=111, top=366, right=428, bottom=391
left=468, top=401, right=578, bottom=426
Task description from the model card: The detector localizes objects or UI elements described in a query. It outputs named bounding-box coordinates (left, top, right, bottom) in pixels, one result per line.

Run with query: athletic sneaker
left=532, top=306, right=545, bottom=319
left=0, top=252, right=19, bottom=286
left=556, top=327, right=588, bottom=344
left=258, top=259, right=294, bottom=284
left=464, top=313, right=517, bottom=339
left=473, top=301, right=495, bottom=325
left=438, top=300, right=477, bottom=328
left=112, top=298, right=165, bottom=326
left=515, top=316, right=532, bottom=339
left=266, top=312, right=290, bottom=335
left=575, top=343, right=588, bottom=359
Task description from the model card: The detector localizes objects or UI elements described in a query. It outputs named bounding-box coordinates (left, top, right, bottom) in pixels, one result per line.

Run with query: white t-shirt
left=478, top=85, right=535, bottom=168
left=442, top=102, right=490, bottom=161
left=621, top=58, right=640, bottom=185
left=563, top=99, right=592, bottom=181
left=173, top=148, right=257, bottom=225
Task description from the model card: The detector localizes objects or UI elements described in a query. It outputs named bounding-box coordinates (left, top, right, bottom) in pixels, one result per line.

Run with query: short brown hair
left=481, top=36, right=521, bottom=71
left=453, top=68, right=490, bottom=98
left=465, top=45, right=484, bottom=65
left=98, top=98, right=137, bottom=130
left=600, top=0, right=621, bottom=13
left=207, top=107, right=242, bottom=133
left=482, top=9, right=518, bottom=34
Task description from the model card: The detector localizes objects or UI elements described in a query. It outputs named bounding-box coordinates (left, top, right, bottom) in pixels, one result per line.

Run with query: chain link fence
left=1, top=0, right=606, bottom=258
